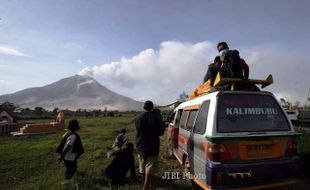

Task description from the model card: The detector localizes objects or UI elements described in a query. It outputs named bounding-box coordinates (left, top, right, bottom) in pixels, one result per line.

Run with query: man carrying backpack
left=217, top=41, right=249, bottom=80
left=135, top=101, right=166, bottom=190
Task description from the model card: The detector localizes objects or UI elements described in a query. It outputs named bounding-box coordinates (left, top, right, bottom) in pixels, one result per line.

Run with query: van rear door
left=204, top=93, right=299, bottom=188
left=217, top=93, right=291, bottom=133
left=215, top=93, right=297, bottom=160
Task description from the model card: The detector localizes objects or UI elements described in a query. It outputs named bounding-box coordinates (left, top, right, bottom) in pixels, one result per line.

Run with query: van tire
left=183, top=157, right=191, bottom=183
left=184, top=157, right=202, bottom=190
left=168, top=139, right=173, bottom=157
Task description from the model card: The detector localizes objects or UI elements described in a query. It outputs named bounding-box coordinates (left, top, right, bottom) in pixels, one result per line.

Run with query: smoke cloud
left=79, top=41, right=310, bottom=105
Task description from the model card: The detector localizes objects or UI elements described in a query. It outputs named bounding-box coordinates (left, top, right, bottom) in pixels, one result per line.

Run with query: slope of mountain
left=0, top=75, right=143, bottom=111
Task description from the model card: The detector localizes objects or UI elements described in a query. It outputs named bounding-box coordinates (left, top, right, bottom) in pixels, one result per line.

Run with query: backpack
left=223, top=50, right=243, bottom=78
left=56, top=132, right=71, bottom=154
left=56, top=132, right=84, bottom=159
left=153, top=109, right=166, bottom=136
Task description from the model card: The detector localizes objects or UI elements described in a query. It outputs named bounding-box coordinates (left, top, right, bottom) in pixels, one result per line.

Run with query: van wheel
left=184, top=157, right=202, bottom=190
left=183, top=157, right=191, bottom=182
left=168, top=139, right=173, bottom=157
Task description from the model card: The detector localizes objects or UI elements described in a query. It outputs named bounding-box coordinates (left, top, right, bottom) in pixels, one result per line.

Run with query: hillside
left=0, top=75, right=143, bottom=111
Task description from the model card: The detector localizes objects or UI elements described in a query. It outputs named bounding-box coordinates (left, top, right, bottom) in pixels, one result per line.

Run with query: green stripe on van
left=204, top=133, right=301, bottom=143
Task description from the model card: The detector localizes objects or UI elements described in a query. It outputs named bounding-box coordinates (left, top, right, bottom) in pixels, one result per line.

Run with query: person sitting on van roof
left=203, top=56, right=222, bottom=85
left=217, top=41, right=249, bottom=81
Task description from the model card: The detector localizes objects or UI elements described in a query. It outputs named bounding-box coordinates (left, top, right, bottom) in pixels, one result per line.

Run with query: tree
left=94, top=109, right=101, bottom=117
left=34, top=107, right=45, bottom=115
left=83, top=109, right=90, bottom=117
left=108, top=111, right=115, bottom=117
left=0, top=101, right=17, bottom=112
left=52, top=108, right=59, bottom=115
left=21, top=107, right=32, bottom=115
left=179, top=91, right=188, bottom=102
left=293, top=101, right=300, bottom=109
left=75, top=108, right=82, bottom=117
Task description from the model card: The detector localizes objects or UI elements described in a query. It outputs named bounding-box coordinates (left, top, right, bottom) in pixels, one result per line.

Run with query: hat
left=144, top=100, right=154, bottom=111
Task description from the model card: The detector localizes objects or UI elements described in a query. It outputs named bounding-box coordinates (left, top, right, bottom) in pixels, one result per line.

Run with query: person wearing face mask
left=191, top=41, right=250, bottom=98
left=217, top=41, right=249, bottom=81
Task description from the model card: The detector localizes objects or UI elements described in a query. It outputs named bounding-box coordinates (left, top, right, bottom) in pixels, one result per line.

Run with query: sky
left=0, top=0, right=310, bottom=106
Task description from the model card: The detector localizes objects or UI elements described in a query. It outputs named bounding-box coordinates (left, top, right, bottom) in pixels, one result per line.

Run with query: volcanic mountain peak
left=0, top=75, right=143, bottom=111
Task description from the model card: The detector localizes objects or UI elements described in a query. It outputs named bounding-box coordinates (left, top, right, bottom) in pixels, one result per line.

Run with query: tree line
left=0, top=101, right=133, bottom=120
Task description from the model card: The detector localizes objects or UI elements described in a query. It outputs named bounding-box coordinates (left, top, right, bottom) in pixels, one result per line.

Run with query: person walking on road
left=135, top=100, right=165, bottom=190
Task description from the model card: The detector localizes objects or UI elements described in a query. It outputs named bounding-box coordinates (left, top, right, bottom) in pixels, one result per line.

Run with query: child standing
left=56, top=119, right=84, bottom=180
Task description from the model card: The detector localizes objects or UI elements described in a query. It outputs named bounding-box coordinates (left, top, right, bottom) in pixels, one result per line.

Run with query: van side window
left=186, top=110, right=198, bottom=131
left=193, top=100, right=210, bottom=134
left=180, top=110, right=189, bottom=129
left=175, top=109, right=183, bottom=128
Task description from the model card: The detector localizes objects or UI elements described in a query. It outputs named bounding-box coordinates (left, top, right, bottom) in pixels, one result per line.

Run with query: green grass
left=0, top=116, right=192, bottom=190
left=1, top=116, right=310, bottom=190
left=0, top=116, right=133, bottom=190
left=296, top=129, right=310, bottom=178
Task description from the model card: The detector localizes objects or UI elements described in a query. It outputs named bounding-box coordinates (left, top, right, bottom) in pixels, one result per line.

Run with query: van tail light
left=203, top=142, right=232, bottom=162
left=285, top=140, right=298, bottom=157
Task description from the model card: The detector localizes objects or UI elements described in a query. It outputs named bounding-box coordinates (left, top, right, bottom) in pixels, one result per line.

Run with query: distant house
left=0, top=109, right=17, bottom=123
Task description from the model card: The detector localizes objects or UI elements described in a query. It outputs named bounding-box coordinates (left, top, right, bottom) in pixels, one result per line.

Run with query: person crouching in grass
left=56, top=119, right=84, bottom=180
left=104, top=142, right=137, bottom=187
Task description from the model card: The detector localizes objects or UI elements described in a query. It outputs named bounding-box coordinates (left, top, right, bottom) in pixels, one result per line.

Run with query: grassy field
left=0, top=116, right=309, bottom=190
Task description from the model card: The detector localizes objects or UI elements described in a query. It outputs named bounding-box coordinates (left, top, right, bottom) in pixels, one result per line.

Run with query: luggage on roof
left=189, top=73, right=273, bottom=100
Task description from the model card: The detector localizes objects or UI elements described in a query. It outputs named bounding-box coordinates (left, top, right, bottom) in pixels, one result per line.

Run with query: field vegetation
left=0, top=116, right=309, bottom=190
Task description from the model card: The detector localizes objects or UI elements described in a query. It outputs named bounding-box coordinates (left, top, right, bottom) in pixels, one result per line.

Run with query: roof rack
left=188, top=73, right=273, bottom=100
left=213, top=73, right=273, bottom=91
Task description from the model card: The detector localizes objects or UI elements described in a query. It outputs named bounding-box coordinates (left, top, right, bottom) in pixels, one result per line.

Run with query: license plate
left=239, top=141, right=281, bottom=160
left=246, top=144, right=273, bottom=158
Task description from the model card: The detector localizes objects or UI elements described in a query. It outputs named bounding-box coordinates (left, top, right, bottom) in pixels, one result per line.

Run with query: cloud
left=0, top=79, right=9, bottom=84
left=79, top=40, right=215, bottom=88
left=0, top=45, right=30, bottom=57
left=0, top=64, right=10, bottom=68
left=0, top=80, right=10, bottom=95
left=79, top=41, right=310, bottom=106
left=77, top=59, right=86, bottom=65
left=240, top=43, right=310, bottom=104
left=79, top=41, right=216, bottom=104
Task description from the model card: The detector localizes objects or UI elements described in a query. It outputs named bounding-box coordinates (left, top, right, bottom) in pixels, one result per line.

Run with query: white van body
left=167, top=90, right=299, bottom=190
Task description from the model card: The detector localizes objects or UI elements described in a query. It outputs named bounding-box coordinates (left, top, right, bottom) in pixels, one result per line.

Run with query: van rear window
left=217, top=94, right=290, bottom=132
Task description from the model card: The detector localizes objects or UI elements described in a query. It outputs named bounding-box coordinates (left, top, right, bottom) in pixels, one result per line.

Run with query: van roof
left=175, top=90, right=274, bottom=110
